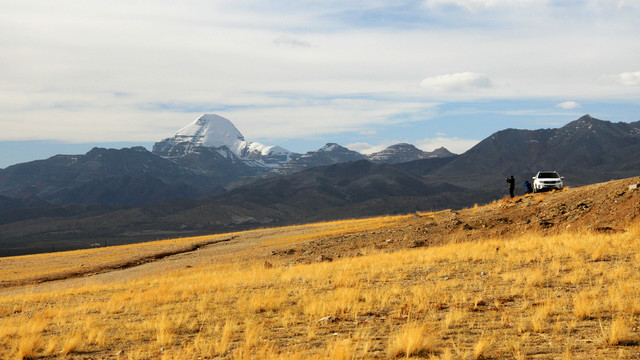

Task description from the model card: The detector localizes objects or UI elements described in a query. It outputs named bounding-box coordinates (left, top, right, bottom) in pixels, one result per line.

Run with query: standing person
left=506, top=175, right=515, bottom=198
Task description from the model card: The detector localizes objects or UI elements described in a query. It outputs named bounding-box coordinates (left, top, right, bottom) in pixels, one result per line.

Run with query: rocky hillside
left=265, top=176, right=640, bottom=263
left=422, top=114, right=640, bottom=193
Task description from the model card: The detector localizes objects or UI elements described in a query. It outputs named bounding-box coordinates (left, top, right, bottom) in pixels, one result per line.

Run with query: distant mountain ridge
left=269, top=142, right=456, bottom=177
left=368, top=143, right=455, bottom=164
left=0, top=147, right=220, bottom=205
left=155, top=114, right=456, bottom=179
left=268, top=143, right=367, bottom=176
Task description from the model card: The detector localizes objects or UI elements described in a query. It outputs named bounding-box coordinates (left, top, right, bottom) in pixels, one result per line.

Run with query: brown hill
left=267, top=176, right=640, bottom=263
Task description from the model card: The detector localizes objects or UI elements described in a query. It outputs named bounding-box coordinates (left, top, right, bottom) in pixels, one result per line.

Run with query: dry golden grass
left=1, top=217, right=640, bottom=358
left=0, top=214, right=412, bottom=288
left=472, top=335, right=491, bottom=359
left=388, top=323, right=437, bottom=358
left=600, top=317, right=636, bottom=346
left=0, top=233, right=234, bottom=286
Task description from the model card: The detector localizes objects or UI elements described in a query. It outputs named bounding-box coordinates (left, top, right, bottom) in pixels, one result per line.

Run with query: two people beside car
left=505, top=172, right=562, bottom=197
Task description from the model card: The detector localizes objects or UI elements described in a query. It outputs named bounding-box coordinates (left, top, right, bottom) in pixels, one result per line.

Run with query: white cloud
left=345, top=142, right=387, bottom=154
left=416, top=137, right=480, bottom=154
left=226, top=98, right=437, bottom=141
left=0, top=1, right=639, bottom=145
left=556, top=101, right=581, bottom=110
left=358, top=130, right=378, bottom=135
left=423, top=0, right=538, bottom=12
left=420, top=73, right=492, bottom=92
left=615, top=71, right=640, bottom=86
left=273, top=35, right=311, bottom=48
left=422, top=0, right=639, bottom=13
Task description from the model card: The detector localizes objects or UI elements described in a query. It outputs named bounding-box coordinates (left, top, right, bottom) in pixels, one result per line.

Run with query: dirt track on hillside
left=3, top=176, right=640, bottom=295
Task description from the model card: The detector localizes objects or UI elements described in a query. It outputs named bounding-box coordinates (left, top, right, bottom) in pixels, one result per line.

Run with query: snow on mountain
left=269, top=143, right=366, bottom=176
left=172, top=114, right=246, bottom=153
left=153, top=114, right=297, bottom=167
left=318, top=143, right=340, bottom=152
left=367, top=143, right=456, bottom=164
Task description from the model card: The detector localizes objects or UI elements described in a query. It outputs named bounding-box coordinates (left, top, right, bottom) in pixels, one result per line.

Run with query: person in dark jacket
left=506, top=175, right=515, bottom=198
left=523, top=180, right=533, bottom=194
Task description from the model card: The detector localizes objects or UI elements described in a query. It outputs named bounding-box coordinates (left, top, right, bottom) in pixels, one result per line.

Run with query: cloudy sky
left=1, top=0, right=639, bottom=167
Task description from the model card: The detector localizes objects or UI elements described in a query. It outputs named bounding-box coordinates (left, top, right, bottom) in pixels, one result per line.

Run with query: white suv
left=532, top=171, right=564, bottom=192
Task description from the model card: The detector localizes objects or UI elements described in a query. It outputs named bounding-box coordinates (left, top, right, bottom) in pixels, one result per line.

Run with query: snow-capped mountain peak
left=173, top=114, right=246, bottom=152
left=319, top=143, right=341, bottom=152
left=153, top=114, right=297, bottom=167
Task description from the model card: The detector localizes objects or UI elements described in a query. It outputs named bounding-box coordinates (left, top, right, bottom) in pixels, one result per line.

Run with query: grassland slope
left=271, top=177, right=640, bottom=264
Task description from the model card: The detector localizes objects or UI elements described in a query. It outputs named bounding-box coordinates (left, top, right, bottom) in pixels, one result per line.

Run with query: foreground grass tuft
left=388, top=322, right=437, bottom=358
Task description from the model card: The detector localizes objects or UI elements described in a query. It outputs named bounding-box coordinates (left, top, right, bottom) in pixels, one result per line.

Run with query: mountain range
left=0, top=114, right=456, bottom=207
left=1, top=114, right=639, bottom=256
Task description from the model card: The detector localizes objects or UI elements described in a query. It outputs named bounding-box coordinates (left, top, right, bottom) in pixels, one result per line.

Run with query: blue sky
left=1, top=0, right=639, bottom=168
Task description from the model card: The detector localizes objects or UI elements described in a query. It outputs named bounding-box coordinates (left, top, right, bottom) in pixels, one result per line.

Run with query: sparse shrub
left=388, top=323, right=437, bottom=358
left=248, top=290, right=286, bottom=313
left=328, top=338, right=358, bottom=360
left=215, top=320, right=235, bottom=355
left=573, top=290, right=598, bottom=320
left=591, top=242, right=609, bottom=261
left=438, top=348, right=454, bottom=360
left=601, top=318, right=636, bottom=346
left=531, top=301, right=552, bottom=333
left=525, top=268, right=546, bottom=287
left=473, top=336, right=491, bottom=359
left=61, top=332, right=82, bottom=355
left=443, top=309, right=466, bottom=329
left=16, top=333, right=40, bottom=360
left=44, top=338, right=58, bottom=356
left=155, top=312, right=184, bottom=347
left=508, top=333, right=529, bottom=360
left=562, top=345, right=573, bottom=360
left=562, top=266, right=589, bottom=285
left=244, top=321, right=262, bottom=349
left=517, top=317, right=530, bottom=334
